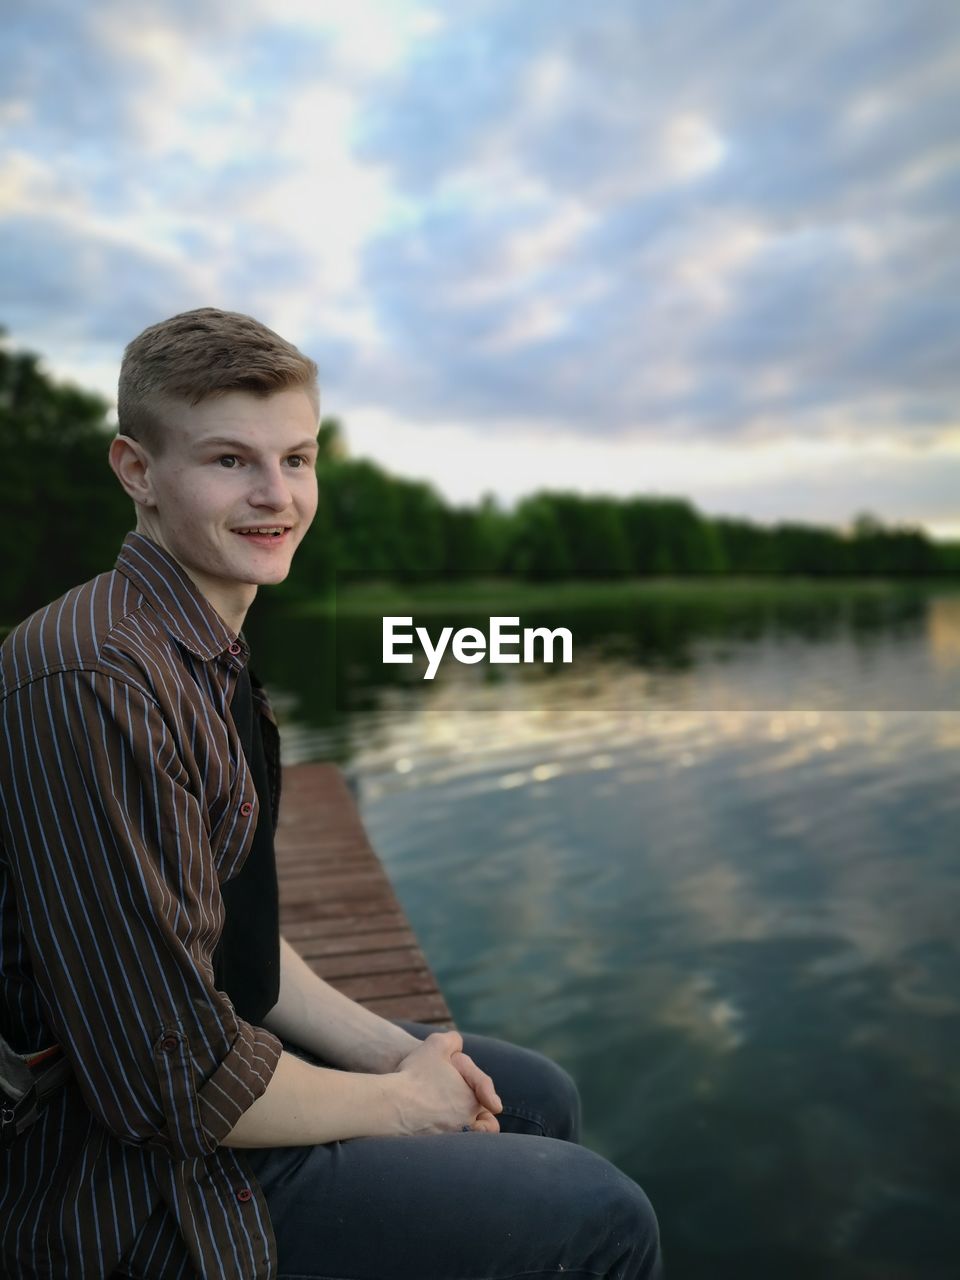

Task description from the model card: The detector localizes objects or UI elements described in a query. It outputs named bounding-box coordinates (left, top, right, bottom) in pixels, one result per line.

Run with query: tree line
left=1, top=332, right=957, bottom=621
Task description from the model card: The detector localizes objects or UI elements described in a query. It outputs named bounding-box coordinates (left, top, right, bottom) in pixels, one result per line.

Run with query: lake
left=246, top=581, right=960, bottom=1280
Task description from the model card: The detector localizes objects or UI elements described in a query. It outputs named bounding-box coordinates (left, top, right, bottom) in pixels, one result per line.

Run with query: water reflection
left=244, top=585, right=960, bottom=1279
left=245, top=581, right=944, bottom=752
left=927, top=593, right=960, bottom=673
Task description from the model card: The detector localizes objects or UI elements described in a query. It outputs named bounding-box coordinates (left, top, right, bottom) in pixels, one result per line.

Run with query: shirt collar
left=114, top=529, right=250, bottom=664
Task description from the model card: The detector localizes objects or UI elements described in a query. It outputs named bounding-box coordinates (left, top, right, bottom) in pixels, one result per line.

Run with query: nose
left=249, top=462, right=293, bottom=510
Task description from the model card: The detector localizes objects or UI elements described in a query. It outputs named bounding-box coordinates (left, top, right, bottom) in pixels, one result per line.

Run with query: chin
left=256, top=564, right=292, bottom=584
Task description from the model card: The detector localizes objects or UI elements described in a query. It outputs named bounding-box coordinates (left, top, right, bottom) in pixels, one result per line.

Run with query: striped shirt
left=0, top=529, right=286, bottom=1279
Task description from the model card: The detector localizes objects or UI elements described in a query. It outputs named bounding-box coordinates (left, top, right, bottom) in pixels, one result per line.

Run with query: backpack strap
left=1, top=1038, right=71, bottom=1149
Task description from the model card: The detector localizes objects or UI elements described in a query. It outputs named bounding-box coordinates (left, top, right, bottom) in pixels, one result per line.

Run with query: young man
left=0, top=308, right=663, bottom=1279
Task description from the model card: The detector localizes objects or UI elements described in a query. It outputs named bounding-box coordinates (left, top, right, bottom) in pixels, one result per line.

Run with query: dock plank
left=276, top=762, right=455, bottom=1030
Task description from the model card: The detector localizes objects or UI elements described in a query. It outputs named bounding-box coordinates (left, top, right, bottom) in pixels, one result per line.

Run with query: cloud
left=341, top=407, right=960, bottom=540
left=0, top=0, right=957, bottom=531
left=350, top=1, right=959, bottom=441
left=0, top=2, right=411, bottom=369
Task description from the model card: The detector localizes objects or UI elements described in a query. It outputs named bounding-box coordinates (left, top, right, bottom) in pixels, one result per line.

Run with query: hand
left=450, top=1048, right=503, bottom=1121
left=393, top=1031, right=502, bottom=1135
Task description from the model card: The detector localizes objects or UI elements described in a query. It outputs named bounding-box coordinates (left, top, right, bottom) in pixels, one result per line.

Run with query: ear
left=108, top=434, right=157, bottom=509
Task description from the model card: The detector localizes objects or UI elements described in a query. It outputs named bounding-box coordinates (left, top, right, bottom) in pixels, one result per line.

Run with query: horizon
left=3, top=326, right=956, bottom=546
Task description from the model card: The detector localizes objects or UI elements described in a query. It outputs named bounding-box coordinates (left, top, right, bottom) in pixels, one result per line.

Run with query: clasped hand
left=397, top=1029, right=503, bottom=1134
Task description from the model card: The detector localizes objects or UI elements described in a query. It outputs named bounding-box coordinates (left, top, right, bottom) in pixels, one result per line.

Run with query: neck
left=135, top=522, right=256, bottom=639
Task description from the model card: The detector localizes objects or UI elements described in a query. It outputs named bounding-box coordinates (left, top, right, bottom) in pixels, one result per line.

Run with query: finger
left=473, top=1107, right=500, bottom=1134
left=463, top=1056, right=502, bottom=1113
left=455, top=1049, right=504, bottom=1111
left=452, top=1051, right=502, bottom=1113
left=433, top=1029, right=464, bottom=1056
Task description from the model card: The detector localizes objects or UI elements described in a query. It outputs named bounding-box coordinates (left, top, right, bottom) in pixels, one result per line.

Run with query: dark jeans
left=243, top=1019, right=664, bottom=1280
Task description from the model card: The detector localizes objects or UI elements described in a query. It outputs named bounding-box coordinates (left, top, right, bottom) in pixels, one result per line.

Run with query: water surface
left=247, top=585, right=960, bottom=1279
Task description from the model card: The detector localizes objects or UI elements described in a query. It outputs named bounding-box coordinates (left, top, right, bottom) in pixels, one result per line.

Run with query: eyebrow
left=193, top=437, right=319, bottom=453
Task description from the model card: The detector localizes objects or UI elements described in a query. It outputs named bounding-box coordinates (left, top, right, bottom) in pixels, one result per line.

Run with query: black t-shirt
left=211, top=663, right=280, bottom=1026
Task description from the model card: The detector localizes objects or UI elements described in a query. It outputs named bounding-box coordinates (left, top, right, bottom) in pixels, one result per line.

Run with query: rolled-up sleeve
left=0, top=667, right=281, bottom=1161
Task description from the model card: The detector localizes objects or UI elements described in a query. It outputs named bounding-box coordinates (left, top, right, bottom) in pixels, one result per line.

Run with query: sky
left=2, top=0, right=959, bottom=537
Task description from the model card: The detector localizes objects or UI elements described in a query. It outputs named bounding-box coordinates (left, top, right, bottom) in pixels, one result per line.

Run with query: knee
left=539, top=1054, right=583, bottom=1144
left=621, top=1181, right=663, bottom=1279
left=505, top=1046, right=583, bottom=1143
left=591, top=1166, right=663, bottom=1280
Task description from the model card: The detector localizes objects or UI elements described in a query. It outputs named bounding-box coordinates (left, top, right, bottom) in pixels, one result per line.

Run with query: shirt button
left=160, top=1036, right=178, bottom=1052
left=236, top=1187, right=253, bottom=1203
left=240, top=801, right=254, bottom=816
left=228, top=642, right=242, bottom=656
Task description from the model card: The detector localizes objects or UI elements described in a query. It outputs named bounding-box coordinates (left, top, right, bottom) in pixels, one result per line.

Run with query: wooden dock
left=275, top=762, right=456, bottom=1030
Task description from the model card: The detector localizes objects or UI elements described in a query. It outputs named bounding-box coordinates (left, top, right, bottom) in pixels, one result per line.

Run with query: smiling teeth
left=238, top=527, right=285, bottom=535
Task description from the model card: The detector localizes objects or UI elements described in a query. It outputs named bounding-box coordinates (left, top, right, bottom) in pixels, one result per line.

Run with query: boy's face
left=126, top=387, right=320, bottom=620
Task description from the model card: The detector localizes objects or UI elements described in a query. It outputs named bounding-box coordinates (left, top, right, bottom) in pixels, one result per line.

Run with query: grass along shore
left=3, top=576, right=954, bottom=638
left=290, top=574, right=954, bottom=618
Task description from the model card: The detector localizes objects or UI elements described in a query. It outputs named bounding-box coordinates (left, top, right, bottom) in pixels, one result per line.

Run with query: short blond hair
left=117, top=307, right=319, bottom=455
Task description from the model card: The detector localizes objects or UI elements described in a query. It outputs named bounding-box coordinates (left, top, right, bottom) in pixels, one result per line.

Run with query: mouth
left=231, top=524, right=293, bottom=547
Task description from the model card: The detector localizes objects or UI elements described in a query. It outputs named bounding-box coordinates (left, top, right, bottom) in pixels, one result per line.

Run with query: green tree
left=936, top=541, right=960, bottom=574
left=504, top=494, right=573, bottom=580
left=542, top=492, right=632, bottom=578
left=622, top=498, right=726, bottom=575
left=713, top=517, right=782, bottom=574
left=393, top=478, right=447, bottom=581
left=318, top=457, right=400, bottom=578
left=441, top=505, right=504, bottom=578
left=0, top=335, right=130, bottom=620
left=771, top=521, right=850, bottom=574
left=317, top=416, right=348, bottom=461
